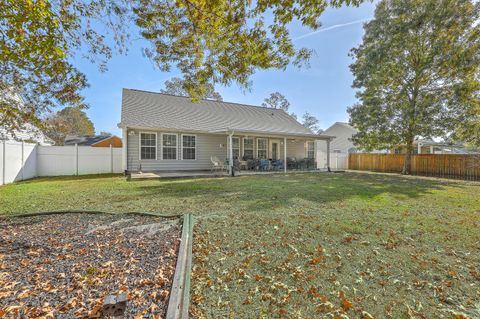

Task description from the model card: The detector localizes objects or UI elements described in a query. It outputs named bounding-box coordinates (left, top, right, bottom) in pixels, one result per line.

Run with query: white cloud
left=293, top=18, right=370, bottom=41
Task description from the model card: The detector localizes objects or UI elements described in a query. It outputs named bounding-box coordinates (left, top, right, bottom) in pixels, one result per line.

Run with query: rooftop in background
left=64, top=135, right=122, bottom=147
left=119, top=89, right=333, bottom=139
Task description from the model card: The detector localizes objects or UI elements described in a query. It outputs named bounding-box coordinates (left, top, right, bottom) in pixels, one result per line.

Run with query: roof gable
left=120, top=89, right=315, bottom=136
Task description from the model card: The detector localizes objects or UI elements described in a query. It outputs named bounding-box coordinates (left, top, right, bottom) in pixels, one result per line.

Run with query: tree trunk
left=402, top=141, right=414, bottom=175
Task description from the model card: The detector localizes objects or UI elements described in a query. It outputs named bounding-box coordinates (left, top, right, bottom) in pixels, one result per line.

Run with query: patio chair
left=259, top=159, right=270, bottom=171
left=273, top=160, right=284, bottom=171
left=211, top=156, right=225, bottom=172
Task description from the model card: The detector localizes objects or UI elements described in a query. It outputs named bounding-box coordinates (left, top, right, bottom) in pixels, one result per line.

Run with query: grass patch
left=1, top=172, right=479, bottom=318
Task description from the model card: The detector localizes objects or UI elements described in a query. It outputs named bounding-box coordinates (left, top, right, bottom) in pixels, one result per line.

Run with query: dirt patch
left=0, top=213, right=181, bottom=318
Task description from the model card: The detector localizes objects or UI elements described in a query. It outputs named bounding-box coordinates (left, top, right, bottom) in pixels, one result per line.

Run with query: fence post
left=110, top=144, right=113, bottom=174
left=2, top=140, right=5, bottom=185
left=74, top=143, right=78, bottom=176
left=21, top=141, right=24, bottom=181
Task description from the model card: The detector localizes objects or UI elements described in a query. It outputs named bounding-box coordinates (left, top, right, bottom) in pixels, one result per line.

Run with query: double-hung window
left=140, top=132, right=157, bottom=160
left=243, top=137, right=254, bottom=160
left=307, top=141, right=315, bottom=159
left=162, top=134, right=177, bottom=160
left=182, top=135, right=196, bottom=160
left=232, top=137, right=240, bottom=159
left=257, top=138, right=268, bottom=159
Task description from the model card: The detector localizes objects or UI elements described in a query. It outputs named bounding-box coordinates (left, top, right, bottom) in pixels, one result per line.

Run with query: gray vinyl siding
left=126, top=129, right=313, bottom=171
left=127, top=130, right=227, bottom=171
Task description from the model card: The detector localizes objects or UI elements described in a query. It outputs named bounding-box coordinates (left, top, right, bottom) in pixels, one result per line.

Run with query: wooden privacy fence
left=348, top=153, right=480, bottom=180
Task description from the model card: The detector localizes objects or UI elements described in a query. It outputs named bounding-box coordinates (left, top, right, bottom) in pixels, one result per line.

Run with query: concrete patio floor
left=128, top=169, right=324, bottom=180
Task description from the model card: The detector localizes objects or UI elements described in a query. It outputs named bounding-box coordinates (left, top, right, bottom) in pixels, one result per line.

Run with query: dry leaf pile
left=0, top=213, right=180, bottom=318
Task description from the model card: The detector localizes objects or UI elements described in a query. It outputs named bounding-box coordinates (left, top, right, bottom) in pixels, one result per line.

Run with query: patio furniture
left=287, top=157, right=298, bottom=170
left=211, top=156, right=225, bottom=172
left=272, top=160, right=284, bottom=171
left=239, top=160, right=248, bottom=170
left=259, top=159, right=270, bottom=171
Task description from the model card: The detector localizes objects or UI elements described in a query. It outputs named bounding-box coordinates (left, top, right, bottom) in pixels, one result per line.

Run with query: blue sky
left=74, top=2, right=376, bottom=135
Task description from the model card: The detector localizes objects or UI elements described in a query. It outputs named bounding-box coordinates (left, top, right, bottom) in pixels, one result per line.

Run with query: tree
left=45, top=107, right=95, bottom=145
left=133, top=0, right=363, bottom=100
left=348, top=0, right=480, bottom=174
left=160, top=77, right=223, bottom=101
left=0, top=0, right=130, bottom=134
left=262, top=92, right=290, bottom=112
left=301, top=112, right=320, bottom=133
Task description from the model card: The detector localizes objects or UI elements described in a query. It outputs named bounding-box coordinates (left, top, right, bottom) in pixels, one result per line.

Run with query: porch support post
left=284, top=137, right=287, bottom=173
left=228, top=132, right=233, bottom=175
left=417, top=142, right=422, bottom=154
left=326, top=139, right=331, bottom=172
left=430, top=145, right=434, bottom=154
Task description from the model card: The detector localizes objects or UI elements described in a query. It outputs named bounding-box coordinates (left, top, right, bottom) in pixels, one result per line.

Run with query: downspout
left=228, top=130, right=234, bottom=176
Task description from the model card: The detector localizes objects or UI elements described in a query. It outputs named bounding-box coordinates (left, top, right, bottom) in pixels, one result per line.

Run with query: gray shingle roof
left=120, top=89, right=326, bottom=138
left=64, top=135, right=113, bottom=146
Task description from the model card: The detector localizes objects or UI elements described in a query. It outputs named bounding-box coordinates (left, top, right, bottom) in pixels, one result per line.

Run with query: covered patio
left=217, top=129, right=334, bottom=175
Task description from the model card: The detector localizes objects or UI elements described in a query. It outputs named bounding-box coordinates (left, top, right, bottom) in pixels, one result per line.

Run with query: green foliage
left=134, top=0, right=364, bottom=100
left=262, top=92, right=290, bottom=112
left=301, top=112, right=320, bottom=133
left=45, top=107, right=95, bottom=145
left=160, top=77, right=223, bottom=101
left=348, top=0, right=480, bottom=172
left=0, top=0, right=131, bottom=133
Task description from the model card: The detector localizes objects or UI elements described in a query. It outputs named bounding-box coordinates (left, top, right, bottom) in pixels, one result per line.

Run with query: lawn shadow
left=130, top=171, right=465, bottom=214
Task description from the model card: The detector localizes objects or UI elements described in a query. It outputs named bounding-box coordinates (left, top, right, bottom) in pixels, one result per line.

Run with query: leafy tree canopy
left=1, top=0, right=364, bottom=132
left=160, top=77, right=223, bottom=101
left=0, top=0, right=130, bottom=134
left=45, top=107, right=95, bottom=145
left=301, top=112, right=320, bottom=133
left=262, top=92, right=290, bottom=112
left=348, top=0, right=480, bottom=173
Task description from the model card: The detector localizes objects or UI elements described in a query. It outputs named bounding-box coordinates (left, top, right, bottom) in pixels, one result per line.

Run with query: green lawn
left=1, top=172, right=479, bottom=318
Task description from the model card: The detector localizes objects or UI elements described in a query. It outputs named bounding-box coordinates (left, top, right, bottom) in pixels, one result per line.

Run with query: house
left=393, top=138, right=479, bottom=155
left=0, top=124, right=55, bottom=146
left=316, top=122, right=359, bottom=169
left=118, top=89, right=334, bottom=174
left=64, top=135, right=123, bottom=148
left=1, top=89, right=54, bottom=145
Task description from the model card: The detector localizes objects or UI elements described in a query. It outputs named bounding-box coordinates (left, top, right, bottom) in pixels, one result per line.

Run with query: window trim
left=181, top=134, right=197, bottom=160
left=242, top=137, right=254, bottom=159
left=232, top=136, right=240, bottom=159
left=139, top=131, right=157, bottom=161
left=306, top=140, right=315, bottom=159
left=257, top=138, right=268, bottom=159
left=161, top=133, right=178, bottom=160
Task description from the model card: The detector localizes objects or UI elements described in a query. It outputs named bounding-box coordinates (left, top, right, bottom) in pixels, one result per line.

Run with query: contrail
left=294, top=18, right=370, bottom=41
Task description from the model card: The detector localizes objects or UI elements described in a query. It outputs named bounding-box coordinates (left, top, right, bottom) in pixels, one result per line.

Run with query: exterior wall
left=127, top=129, right=227, bottom=171
left=317, top=123, right=357, bottom=154
left=126, top=128, right=316, bottom=172
left=92, top=136, right=123, bottom=148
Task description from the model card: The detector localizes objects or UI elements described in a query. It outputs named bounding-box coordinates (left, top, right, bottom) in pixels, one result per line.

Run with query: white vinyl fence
left=1, top=141, right=122, bottom=185
left=316, top=151, right=348, bottom=170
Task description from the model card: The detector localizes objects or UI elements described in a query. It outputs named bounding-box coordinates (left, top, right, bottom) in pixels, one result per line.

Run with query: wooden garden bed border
left=166, top=213, right=193, bottom=319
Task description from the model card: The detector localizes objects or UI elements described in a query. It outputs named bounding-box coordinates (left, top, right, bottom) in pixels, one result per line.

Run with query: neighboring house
left=316, top=122, right=360, bottom=170
left=0, top=123, right=55, bottom=146
left=1, top=89, right=54, bottom=145
left=118, top=89, right=334, bottom=173
left=64, top=135, right=123, bottom=148
left=393, top=138, right=479, bottom=155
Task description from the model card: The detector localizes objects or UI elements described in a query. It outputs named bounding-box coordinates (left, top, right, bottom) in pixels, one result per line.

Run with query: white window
left=162, top=133, right=177, bottom=160
left=182, top=135, right=196, bottom=160
left=232, top=137, right=240, bottom=159
left=307, top=141, right=315, bottom=159
left=243, top=137, right=254, bottom=160
left=257, top=138, right=268, bottom=159
left=140, top=132, right=157, bottom=160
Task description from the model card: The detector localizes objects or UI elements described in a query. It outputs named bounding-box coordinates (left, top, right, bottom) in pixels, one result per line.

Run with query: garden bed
left=0, top=213, right=181, bottom=318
